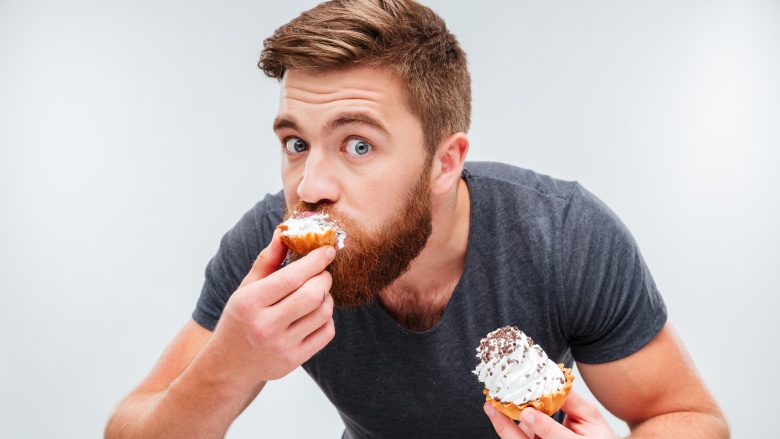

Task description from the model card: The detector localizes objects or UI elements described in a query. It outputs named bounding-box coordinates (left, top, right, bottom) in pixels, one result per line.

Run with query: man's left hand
left=483, top=390, right=619, bottom=439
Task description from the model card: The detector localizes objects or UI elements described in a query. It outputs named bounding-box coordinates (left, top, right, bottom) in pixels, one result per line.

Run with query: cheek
left=281, top=167, right=301, bottom=207
left=283, top=188, right=298, bottom=209
left=349, top=175, right=412, bottom=230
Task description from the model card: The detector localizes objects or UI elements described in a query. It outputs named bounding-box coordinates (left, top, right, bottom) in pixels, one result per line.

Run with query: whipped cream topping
left=473, top=326, right=566, bottom=405
left=280, top=213, right=346, bottom=249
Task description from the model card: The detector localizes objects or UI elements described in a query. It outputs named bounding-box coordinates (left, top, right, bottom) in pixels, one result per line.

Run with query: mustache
left=286, top=201, right=330, bottom=217
left=284, top=201, right=358, bottom=235
left=285, top=201, right=339, bottom=222
left=283, top=201, right=369, bottom=258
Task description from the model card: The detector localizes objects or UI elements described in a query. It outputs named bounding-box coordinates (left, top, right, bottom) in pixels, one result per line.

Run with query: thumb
left=520, top=407, right=575, bottom=439
left=239, top=229, right=288, bottom=288
left=559, top=390, right=602, bottom=424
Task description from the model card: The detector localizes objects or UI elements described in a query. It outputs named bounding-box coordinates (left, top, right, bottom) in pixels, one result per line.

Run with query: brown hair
left=259, top=0, right=471, bottom=155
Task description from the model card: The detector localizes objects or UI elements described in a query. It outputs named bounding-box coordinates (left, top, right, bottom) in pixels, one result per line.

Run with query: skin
left=105, top=66, right=728, bottom=438
left=483, top=324, right=730, bottom=438
left=104, top=235, right=337, bottom=438
left=275, top=67, right=471, bottom=325
left=105, top=66, right=470, bottom=438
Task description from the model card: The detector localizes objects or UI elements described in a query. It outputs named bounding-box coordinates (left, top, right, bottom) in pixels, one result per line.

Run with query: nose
left=296, top=146, right=340, bottom=205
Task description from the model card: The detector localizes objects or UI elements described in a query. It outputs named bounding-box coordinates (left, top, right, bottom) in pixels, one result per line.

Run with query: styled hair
left=259, top=0, right=471, bottom=155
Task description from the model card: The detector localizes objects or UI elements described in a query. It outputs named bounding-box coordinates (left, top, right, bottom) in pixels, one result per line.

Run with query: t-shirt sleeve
left=192, top=193, right=284, bottom=331
left=559, top=184, right=667, bottom=364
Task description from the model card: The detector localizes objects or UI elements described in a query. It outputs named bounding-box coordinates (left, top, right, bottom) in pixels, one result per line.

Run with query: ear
left=430, top=132, right=469, bottom=196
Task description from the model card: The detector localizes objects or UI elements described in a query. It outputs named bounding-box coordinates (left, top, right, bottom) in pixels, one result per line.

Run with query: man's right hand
left=105, top=232, right=336, bottom=438
left=212, top=230, right=337, bottom=383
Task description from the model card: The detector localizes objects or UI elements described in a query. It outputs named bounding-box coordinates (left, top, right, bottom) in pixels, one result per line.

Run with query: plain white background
left=1, top=0, right=778, bottom=437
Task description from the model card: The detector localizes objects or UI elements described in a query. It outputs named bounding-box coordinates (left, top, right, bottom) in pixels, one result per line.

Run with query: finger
left=248, top=245, right=336, bottom=307
left=296, top=316, right=336, bottom=362
left=520, top=408, right=576, bottom=439
left=484, top=402, right=531, bottom=439
left=240, top=229, right=288, bottom=288
left=518, top=420, right=535, bottom=439
left=272, top=269, right=332, bottom=325
left=301, top=312, right=336, bottom=354
left=280, top=274, right=333, bottom=336
left=276, top=296, right=336, bottom=368
left=288, top=291, right=334, bottom=341
left=559, top=390, right=600, bottom=422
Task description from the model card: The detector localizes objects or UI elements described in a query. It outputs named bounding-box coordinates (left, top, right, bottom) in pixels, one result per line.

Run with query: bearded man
left=106, top=1, right=728, bottom=438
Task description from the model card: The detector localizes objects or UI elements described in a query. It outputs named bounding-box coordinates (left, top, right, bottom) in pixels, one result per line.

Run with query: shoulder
left=463, top=161, right=634, bottom=236
left=463, top=161, right=579, bottom=202
left=462, top=161, right=587, bottom=227
left=245, top=191, right=286, bottom=233
left=463, top=162, right=623, bottom=227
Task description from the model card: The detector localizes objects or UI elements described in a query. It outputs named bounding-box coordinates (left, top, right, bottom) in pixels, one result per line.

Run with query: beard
left=284, top=170, right=433, bottom=308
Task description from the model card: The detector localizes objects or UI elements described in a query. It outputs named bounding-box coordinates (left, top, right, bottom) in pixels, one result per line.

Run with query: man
left=106, top=0, right=728, bottom=437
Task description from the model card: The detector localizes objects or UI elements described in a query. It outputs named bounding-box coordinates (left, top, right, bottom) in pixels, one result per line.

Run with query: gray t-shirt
left=193, top=161, right=667, bottom=438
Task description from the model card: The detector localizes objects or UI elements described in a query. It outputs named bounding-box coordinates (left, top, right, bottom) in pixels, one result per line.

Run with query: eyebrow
left=272, top=116, right=299, bottom=132
left=326, top=112, right=390, bottom=136
left=272, top=112, right=390, bottom=137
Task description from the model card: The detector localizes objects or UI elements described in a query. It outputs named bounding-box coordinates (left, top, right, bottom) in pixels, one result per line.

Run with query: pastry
left=277, top=212, right=345, bottom=255
left=474, top=325, right=574, bottom=419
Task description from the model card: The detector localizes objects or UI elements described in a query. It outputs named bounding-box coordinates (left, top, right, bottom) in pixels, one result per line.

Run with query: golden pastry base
left=278, top=228, right=336, bottom=255
left=484, top=364, right=575, bottom=419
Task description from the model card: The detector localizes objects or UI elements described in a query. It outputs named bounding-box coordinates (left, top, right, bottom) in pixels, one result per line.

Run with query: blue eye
left=346, top=139, right=371, bottom=156
left=285, top=138, right=308, bottom=154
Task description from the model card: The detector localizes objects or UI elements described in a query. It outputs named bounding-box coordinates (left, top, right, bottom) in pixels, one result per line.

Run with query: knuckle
left=322, top=319, right=336, bottom=342
left=270, top=338, right=289, bottom=358
left=250, top=323, right=269, bottom=344
left=250, top=248, right=274, bottom=274
left=249, top=320, right=274, bottom=342
left=584, top=403, right=601, bottom=420
left=255, top=249, right=270, bottom=266
left=319, top=297, right=334, bottom=321
left=301, top=286, right=323, bottom=310
left=493, top=420, right=509, bottom=435
left=283, top=271, right=303, bottom=291
left=535, top=421, right=553, bottom=437
left=229, top=292, right=252, bottom=316
left=319, top=270, right=332, bottom=286
left=278, top=345, right=299, bottom=367
left=250, top=313, right=284, bottom=342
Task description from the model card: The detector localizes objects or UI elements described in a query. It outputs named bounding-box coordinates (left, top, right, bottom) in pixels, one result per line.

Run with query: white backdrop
left=1, top=0, right=778, bottom=437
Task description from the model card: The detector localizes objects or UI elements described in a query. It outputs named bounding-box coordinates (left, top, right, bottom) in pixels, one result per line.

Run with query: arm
left=578, top=322, right=728, bottom=438
left=485, top=323, right=729, bottom=439
left=105, top=320, right=254, bottom=438
left=106, top=232, right=337, bottom=438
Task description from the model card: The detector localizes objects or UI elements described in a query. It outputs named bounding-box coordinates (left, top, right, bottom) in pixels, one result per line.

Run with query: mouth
left=292, top=210, right=319, bottom=219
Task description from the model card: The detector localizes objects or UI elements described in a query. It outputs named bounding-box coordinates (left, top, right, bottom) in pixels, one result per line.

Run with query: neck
left=379, top=177, right=470, bottom=330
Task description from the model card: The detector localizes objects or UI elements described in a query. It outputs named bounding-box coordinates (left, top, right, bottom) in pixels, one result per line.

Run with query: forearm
left=627, top=410, right=730, bottom=439
left=105, top=390, right=230, bottom=439
left=106, top=239, right=335, bottom=437
left=106, top=378, right=265, bottom=439
left=106, top=339, right=266, bottom=439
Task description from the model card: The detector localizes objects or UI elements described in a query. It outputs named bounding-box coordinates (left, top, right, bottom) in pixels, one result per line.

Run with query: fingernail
left=325, top=246, right=336, bottom=259
left=520, top=409, right=535, bottom=426
left=484, top=403, right=497, bottom=417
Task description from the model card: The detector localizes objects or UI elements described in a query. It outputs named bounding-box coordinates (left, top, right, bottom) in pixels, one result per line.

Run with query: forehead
left=277, top=67, right=412, bottom=122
